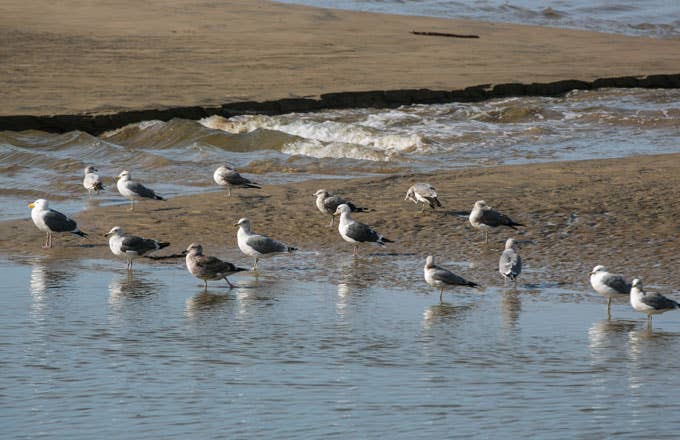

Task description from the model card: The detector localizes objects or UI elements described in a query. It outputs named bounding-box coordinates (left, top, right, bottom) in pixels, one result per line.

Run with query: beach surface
left=5, top=152, right=680, bottom=290
left=2, top=0, right=680, bottom=117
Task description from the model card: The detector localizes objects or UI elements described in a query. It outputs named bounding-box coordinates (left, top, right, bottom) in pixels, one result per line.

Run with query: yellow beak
left=28, top=202, right=35, bottom=208
left=233, top=223, right=239, bottom=227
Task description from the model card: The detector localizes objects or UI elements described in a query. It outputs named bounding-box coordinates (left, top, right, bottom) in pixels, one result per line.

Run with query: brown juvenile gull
left=185, top=243, right=248, bottom=289
left=589, top=265, right=631, bottom=319
left=630, top=278, right=680, bottom=329
left=105, top=226, right=170, bottom=271
left=83, top=166, right=105, bottom=196
left=115, top=170, right=165, bottom=211
left=404, top=183, right=442, bottom=212
left=333, top=204, right=393, bottom=256
left=469, top=200, right=524, bottom=243
left=235, top=218, right=297, bottom=270
left=213, top=165, right=261, bottom=196
left=314, top=189, right=369, bottom=227
left=499, top=238, right=522, bottom=286
left=29, top=199, right=87, bottom=248
left=424, top=255, right=479, bottom=302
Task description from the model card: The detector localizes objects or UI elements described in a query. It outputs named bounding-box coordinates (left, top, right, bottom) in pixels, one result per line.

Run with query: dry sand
left=2, top=0, right=680, bottom=116
left=4, top=153, right=680, bottom=290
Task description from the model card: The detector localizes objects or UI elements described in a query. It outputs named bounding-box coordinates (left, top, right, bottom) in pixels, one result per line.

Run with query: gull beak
left=233, top=222, right=239, bottom=227
left=333, top=211, right=339, bottom=216
left=28, top=202, right=35, bottom=208
left=104, top=233, right=110, bottom=237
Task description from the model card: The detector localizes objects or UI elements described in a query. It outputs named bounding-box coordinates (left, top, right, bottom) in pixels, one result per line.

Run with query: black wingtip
left=234, top=267, right=249, bottom=273
left=245, top=183, right=262, bottom=189
left=288, top=247, right=298, bottom=252
left=468, top=281, right=480, bottom=288
left=158, top=242, right=170, bottom=249
left=75, top=231, right=88, bottom=238
left=155, top=195, right=166, bottom=201
left=381, top=237, right=395, bottom=243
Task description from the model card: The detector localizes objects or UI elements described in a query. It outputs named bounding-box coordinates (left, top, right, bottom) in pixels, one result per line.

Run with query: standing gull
left=469, top=200, right=524, bottom=243
left=314, top=189, right=369, bottom=227
left=213, top=165, right=261, bottom=196
left=29, top=199, right=87, bottom=248
left=590, top=265, right=631, bottom=318
left=499, top=238, right=522, bottom=286
left=185, top=243, right=248, bottom=289
left=235, top=218, right=297, bottom=270
left=105, top=226, right=170, bottom=271
left=630, top=278, right=679, bottom=329
left=405, top=183, right=442, bottom=212
left=83, top=166, right=104, bottom=196
left=424, top=255, right=479, bottom=302
left=333, top=204, right=393, bottom=256
left=115, top=170, right=165, bottom=211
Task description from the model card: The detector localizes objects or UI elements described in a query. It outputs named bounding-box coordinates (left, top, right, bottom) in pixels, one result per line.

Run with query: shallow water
left=2, top=255, right=680, bottom=439
left=1, top=88, right=679, bottom=221
left=277, top=0, right=680, bottom=39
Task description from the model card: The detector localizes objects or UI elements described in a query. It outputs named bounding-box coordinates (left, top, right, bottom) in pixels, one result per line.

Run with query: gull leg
left=353, top=245, right=359, bottom=257
left=439, top=288, right=444, bottom=303
left=224, top=277, right=236, bottom=289
left=253, top=257, right=259, bottom=270
left=484, top=230, right=488, bottom=244
left=607, top=297, right=612, bottom=320
left=128, top=200, right=135, bottom=211
left=328, top=216, right=334, bottom=228
left=204, top=280, right=208, bottom=290
left=227, top=186, right=231, bottom=197
left=42, top=232, right=49, bottom=249
left=647, top=314, right=652, bottom=330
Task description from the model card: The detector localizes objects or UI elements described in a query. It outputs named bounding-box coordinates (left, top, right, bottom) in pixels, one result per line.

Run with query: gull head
left=116, top=170, right=130, bottom=181
left=404, top=187, right=415, bottom=201
left=474, top=200, right=487, bottom=209
left=333, top=204, right=351, bottom=216
left=314, top=189, right=329, bottom=198
left=84, top=166, right=98, bottom=174
left=631, top=278, right=644, bottom=294
left=590, top=265, right=607, bottom=276
left=105, top=226, right=124, bottom=237
left=186, top=242, right=203, bottom=255
left=504, top=238, right=518, bottom=250
left=425, top=255, right=435, bottom=268
left=234, top=218, right=251, bottom=231
left=28, top=199, right=48, bottom=210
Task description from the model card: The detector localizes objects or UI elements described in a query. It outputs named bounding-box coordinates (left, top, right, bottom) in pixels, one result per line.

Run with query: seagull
left=405, top=183, right=442, bottom=212
left=213, top=165, right=261, bottom=196
left=115, top=170, right=165, bottom=211
left=424, top=255, right=479, bottom=302
left=185, top=243, right=248, bottom=289
left=469, top=200, right=523, bottom=243
left=29, top=199, right=87, bottom=248
left=589, top=265, right=631, bottom=319
left=333, top=204, right=393, bottom=256
left=499, top=238, right=522, bottom=286
left=630, top=278, right=679, bottom=329
left=235, top=218, right=297, bottom=270
left=314, top=189, right=369, bottom=227
left=105, top=226, right=170, bottom=271
left=83, top=166, right=104, bottom=196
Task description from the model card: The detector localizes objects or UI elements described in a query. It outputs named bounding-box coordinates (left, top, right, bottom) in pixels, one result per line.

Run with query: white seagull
left=424, top=255, right=479, bottom=302
left=29, top=199, right=87, bottom=248
left=115, top=170, right=165, bottom=211
left=333, top=204, right=393, bottom=256
left=314, top=189, right=369, bottom=227
left=630, top=278, right=680, bottom=329
left=83, top=166, right=105, bottom=196
left=105, top=226, right=170, bottom=271
left=469, top=200, right=524, bottom=243
left=499, top=238, right=522, bottom=286
left=235, top=218, right=297, bottom=270
left=213, top=165, right=261, bottom=196
left=185, top=243, right=248, bottom=289
left=404, top=183, right=442, bottom=212
left=589, top=265, right=631, bottom=318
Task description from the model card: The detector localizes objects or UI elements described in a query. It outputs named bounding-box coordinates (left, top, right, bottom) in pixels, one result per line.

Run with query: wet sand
left=2, top=0, right=680, bottom=117
left=4, top=153, right=680, bottom=290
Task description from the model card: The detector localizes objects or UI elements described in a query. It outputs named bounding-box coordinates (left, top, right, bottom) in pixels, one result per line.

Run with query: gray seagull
left=235, top=218, right=297, bottom=270
left=630, top=278, right=680, bottom=329
left=499, top=238, right=522, bottom=286
left=29, top=199, right=87, bottom=248
left=333, top=204, right=393, bottom=256
left=314, top=189, right=369, bottom=227
left=105, top=226, right=170, bottom=271
left=83, top=166, right=105, bottom=196
left=469, top=200, right=523, bottom=242
left=424, top=255, right=479, bottom=302
left=213, top=165, right=261, bottom=196
left=589, top=265, right=631, bottom=319
left=115, top=170, right=165, bottom=211
left=185, top=243, right=248, bottom=289
left=405, top=183, right=442, bottom=211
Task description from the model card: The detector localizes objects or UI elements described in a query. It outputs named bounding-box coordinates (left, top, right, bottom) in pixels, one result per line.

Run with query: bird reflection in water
left=500, top=289, right=522, bottom=330
left=108, top=271, right=160, bottom=305
left=422, top=302, right=474, bottom=330
left=185, top=290, right=235, bottom=320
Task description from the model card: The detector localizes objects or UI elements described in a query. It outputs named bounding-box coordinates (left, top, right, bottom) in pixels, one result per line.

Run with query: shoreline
left=5, top=152, right=680, bottom=291
left=2, top=0, right=680, bottom=131
left=2, top=73, right=679, bottom=134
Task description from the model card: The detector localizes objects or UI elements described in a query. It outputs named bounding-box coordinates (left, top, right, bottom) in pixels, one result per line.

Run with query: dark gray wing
left=480, top=208, right=522, bottom=228
left=499, top=249, right=522, bottom=278
left=432, top=266, right=477, bottom=287
left=44, top=209, right=77, bottom=232
left=345, top=222, right=381, bottom=243
left=641, top=292, right=680, bottom=310
left=223, top=169, right=260, bottom=187
left=128, top=181, right=163, bottom=200
left=323, top=195, right=347, bottom=213
left=198, top=255, right=238, bottom=274
left=601, top=274, right=632, bottom=295
left=120, top=235, right=161, bottom=255
left=414, top=183, right=437, bottom=198
left=247, top=235, right=289, bottom=254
